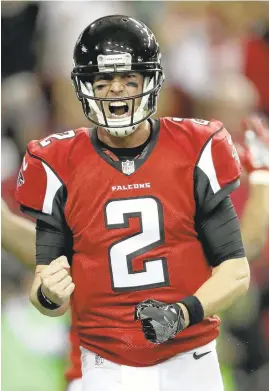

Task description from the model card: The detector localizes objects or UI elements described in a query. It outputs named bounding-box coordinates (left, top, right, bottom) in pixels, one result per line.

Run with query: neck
left=97, top=120, right=150, bottom=148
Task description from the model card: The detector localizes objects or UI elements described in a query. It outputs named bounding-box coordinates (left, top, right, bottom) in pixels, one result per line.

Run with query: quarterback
left=16, top=16, right=250, bottom=391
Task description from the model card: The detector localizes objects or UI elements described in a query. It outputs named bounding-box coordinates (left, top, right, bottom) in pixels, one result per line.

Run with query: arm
left=240, top=183, right=269, bottom=261
left=193, top=257, right=249, bottom=320
left=1, top=199, right=36, bottom=268
left=180, top=116, right=269, bottom=323
left=178, top=257, right=250, bottom=326
left=29, top=219, right=74, bottom=317
left=239, top=115, right=269, bottom=261
left=15, top=138, right=75, bottom=317
left=179, top=196, right=250, bottom=326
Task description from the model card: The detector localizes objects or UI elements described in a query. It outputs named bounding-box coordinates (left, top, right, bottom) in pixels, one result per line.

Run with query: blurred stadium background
left=1, top=1, right=269, bottom=391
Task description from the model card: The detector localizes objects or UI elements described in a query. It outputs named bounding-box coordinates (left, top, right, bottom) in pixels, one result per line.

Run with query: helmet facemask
left=72, top=65, right=164, bottom=137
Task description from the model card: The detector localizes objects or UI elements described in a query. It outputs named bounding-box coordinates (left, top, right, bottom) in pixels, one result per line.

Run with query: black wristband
left=37, top=285, right=61, bottom=310
left=179, top=295, right=204, bottom=326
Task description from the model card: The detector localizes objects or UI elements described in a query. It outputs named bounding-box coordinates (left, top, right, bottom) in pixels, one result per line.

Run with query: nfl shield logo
left=122, top=160, right=135, bottom=175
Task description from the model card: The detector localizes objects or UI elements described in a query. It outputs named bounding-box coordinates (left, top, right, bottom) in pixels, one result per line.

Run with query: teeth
left=109, top=102, right=128, bottom=107
left=111, top=113, right=129, bottom=117
left=108, top=101, right=129, bottom=117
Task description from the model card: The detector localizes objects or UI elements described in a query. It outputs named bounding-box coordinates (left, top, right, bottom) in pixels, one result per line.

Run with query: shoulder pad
left=161, top=117, right=224, bottom=161
left=165, top=117, right=223, bottom=139
left=16, top=128, right=90, bottom=213
left=28, top=128, right=89, bottom=182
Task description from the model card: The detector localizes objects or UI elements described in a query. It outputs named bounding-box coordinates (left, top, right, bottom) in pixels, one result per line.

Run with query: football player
left=16, top=16, right=251, bottom=391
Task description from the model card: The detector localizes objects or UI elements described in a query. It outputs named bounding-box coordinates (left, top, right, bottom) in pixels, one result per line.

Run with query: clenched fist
left=40, top=256, right=75, bottom=305
left=135, top=299, right=186, bottom=344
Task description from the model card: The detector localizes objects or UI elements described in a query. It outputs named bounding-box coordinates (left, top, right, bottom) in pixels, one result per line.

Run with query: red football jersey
left=16, top=118, right=241, bottom=367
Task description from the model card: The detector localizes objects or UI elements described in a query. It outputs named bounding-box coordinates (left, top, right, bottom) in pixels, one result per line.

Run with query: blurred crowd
left=1, top=2, right=269, bottom=391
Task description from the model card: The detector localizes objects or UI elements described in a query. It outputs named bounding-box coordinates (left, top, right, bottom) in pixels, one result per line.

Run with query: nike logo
left=193, top=351, right=211, bottom=360
left=22, top=157, right=28, bottom=171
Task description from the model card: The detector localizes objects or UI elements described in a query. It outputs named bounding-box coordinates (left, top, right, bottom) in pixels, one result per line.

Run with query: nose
left=109, top=77, right=125, bottom=95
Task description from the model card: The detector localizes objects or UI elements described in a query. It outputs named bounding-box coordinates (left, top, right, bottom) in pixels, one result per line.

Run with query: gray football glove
left=135, top=299, right=185, bottom=344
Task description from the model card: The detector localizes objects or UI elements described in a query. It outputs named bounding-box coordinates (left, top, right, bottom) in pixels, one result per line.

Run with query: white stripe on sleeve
left=41, top=162, right=62, bottom=214
left=197, top=139, right=221, bottom=194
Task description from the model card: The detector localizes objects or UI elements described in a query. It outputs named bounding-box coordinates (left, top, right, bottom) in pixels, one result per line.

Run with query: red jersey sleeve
left=16, top=150, right=49, bottom=212
left=15, top=128, right=88, bottom=225
left=15, top=143, right=65, bottom=227
left=195, top=124, right=241, bottom=214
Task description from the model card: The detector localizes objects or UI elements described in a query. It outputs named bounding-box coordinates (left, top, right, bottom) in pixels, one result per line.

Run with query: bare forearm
left=240, top=184, right=269, bottom=261
left=2, top=213, right=36, bottom=268
left=193, top=257, right=250, bottom=318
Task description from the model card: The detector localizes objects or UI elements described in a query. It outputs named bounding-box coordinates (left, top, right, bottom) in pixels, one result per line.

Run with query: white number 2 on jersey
left=105, top=197, right=169, bottom=291
left=39, top=130, right=75, bottom=147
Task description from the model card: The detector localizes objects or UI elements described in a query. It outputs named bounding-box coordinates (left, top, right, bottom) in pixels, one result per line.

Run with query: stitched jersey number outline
left=172, top=118, right=210, bottom=126
left=104, top=196, right=169, bottom=292
left=39, top=130, right=75, bottom=147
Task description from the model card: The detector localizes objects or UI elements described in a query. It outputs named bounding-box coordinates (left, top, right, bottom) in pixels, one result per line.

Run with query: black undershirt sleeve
left=194, top=160, right=245, bottom=266
left=20, top=182, right=73, bottom=266
left=195, top=196, right=245, bottom=267
left=194, top=166, right=240, bottom=215
left=35, top=219, right=72, bottom=265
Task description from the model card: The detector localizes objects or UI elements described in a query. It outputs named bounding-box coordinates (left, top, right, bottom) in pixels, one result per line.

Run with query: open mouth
left=109, top=101, right=129, bottom=117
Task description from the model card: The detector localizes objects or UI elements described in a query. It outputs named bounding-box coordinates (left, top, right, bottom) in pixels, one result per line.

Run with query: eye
left=126, top=81, right=138, bottom=87
left=94, top=84, right=106, bottom=91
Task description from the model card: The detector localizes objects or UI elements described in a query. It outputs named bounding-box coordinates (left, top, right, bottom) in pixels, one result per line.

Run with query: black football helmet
left=71, top=15, right=164, bottom=137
